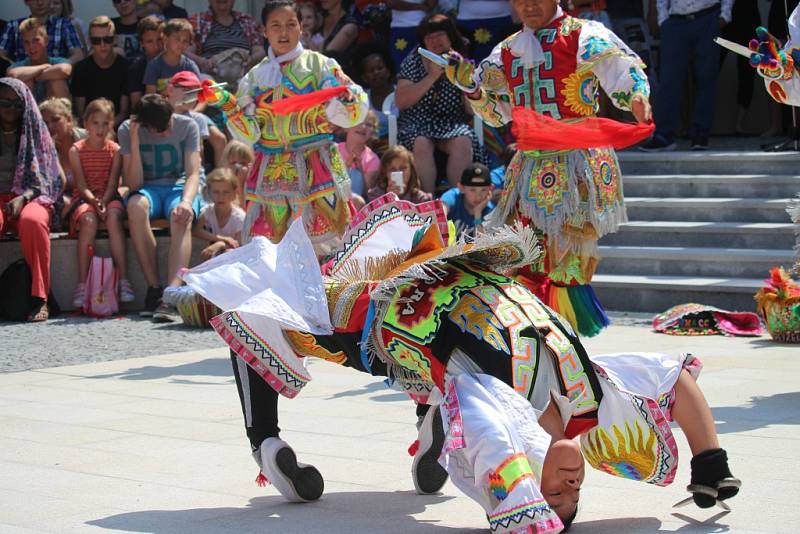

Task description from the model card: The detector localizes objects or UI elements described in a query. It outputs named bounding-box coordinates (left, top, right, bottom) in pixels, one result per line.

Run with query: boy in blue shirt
left=440, top=162, right=495, bottom=236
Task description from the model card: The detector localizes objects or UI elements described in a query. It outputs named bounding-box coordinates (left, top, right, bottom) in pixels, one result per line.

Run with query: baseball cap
left=460, top=162, right=491, bottom=187
left=169, top=70, right=202, bottom=89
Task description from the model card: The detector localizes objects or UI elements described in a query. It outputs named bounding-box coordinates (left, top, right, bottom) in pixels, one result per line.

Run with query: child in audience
left=298, top=2, right=324, bottom=51
left=440, top=162, right=495, bottom=236
left=7, top=18, right=72, bottom=103
left=221, top=140, right=254, bottom=206
left=165, top=70, right=227, bottom=169
left=193, top=168, right=245, bottom=261
left=337, top=111, right=379, bottom=201
left=39, top=97, right=86, bottom=210
left=367, top=145, right=432, bottom=203
left=143, top=18, right=199, bottom=94
left=69, top=98, right=133, bottom=307
left=129, top=16, right=164, bottom=109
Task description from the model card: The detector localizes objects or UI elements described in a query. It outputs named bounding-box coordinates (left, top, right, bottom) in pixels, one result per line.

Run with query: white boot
left=259, top=437, right=324, bottom=502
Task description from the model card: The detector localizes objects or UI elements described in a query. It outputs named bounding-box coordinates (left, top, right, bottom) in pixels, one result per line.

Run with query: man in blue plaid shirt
left=0, top=0, right=84, bottom=64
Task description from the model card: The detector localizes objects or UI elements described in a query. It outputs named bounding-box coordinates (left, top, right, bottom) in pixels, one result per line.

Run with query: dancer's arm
left=751, top=27, right=800, bottom=106
left=578, top=20, right=651, bottom=120
left=319, top=56, right=369, bottom=128
left=445, top=45, right=513, bottom=128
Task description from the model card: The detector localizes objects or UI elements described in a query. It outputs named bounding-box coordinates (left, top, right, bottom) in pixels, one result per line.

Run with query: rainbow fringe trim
left=545, top=284, right=610, bottom=338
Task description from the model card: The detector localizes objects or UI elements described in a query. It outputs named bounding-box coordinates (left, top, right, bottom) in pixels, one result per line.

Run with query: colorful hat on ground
left=754, top=267, right=800, bottom=343
left=652, top=303, right=764, bottom=337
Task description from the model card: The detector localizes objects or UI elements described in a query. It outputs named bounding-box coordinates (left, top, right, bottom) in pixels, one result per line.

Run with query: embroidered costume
left=751, top=5, right=800, bottom=105
left=184, top=195, right=725, bottom=533
left=209, top=45, right=368, bottom=252
left=460, top=9, right=650, bottom=336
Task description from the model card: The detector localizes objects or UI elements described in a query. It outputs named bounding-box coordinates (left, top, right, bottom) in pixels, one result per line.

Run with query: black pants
left=230, top=351, right=280, bottom=451
left=229, top=331, right=395, bottom=451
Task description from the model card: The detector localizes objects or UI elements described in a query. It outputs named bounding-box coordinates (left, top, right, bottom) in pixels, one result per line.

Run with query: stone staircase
left=593, top=151, right=799, bottom=313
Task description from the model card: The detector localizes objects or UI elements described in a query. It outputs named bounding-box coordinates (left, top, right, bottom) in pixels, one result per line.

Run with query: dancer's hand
left=444, top=51, right=478, bottom=94
left=631, top=94, right=652, bottom=124
left=749, top=27, right=793, bottom=80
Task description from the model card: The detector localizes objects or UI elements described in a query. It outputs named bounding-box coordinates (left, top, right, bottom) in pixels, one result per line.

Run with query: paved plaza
left=0, top=319, right=798, bottom=533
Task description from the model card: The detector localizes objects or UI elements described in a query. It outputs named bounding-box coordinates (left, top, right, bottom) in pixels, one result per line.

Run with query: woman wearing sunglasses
left=70, top=16, right=130, bottom=129
left=0, top=77, right=66, bottom=322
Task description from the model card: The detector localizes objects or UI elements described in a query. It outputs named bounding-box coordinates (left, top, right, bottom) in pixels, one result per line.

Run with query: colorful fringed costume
left=751, top=5, right=800, bottom=105
left=208, top=47, right=368, bottom=252
left=461, top=8, right=650, bottom=336
left=184, top=195, right=711, bottom=533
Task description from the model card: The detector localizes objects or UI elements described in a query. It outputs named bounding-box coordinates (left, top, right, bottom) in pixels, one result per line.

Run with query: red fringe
left=264, top=86, right=349, bottom=115
left=255, top=471, right=269, bottom=487
left=407, top=440, right=420, bottom=457
left=512, top=107, right=655, bottom=151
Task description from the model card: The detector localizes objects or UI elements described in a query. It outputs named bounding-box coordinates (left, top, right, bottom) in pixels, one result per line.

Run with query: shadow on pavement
left=326, top=380, right=409, bottom=402
left=747, top=338, right=800, bottom=348
left=712, top=392, right=800, bottom=433
left=88, top=357, right=232, bottom=382
left=86, top=491, right=476, bottom=533
left=576, top=511, right=730, bottom=533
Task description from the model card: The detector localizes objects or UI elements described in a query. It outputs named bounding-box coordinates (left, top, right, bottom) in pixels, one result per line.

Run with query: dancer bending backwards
left=442, top=0, right=652, bottom=337
left=184, top=194, right=740, bottom=533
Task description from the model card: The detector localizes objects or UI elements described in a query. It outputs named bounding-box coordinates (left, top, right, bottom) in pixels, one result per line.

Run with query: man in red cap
left=165, top=70, right=226, bottom=167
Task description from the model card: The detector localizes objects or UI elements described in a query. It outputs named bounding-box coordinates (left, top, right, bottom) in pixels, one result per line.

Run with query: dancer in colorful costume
left=203, top=0, right=368, bottom=255
left=184, top=194, right=740, bottom=533
left=442, top=0, right=652, bottom=337
left=748, top=4, right=800, bottom=106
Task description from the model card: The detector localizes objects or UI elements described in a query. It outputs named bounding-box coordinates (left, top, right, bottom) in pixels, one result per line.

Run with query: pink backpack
left=83, top=246, right=119, bottom=317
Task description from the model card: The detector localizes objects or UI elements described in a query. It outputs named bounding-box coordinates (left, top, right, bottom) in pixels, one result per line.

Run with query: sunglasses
left=90, top=36, right=115, bottom=45
left=0, top=99, right=23, bottom=110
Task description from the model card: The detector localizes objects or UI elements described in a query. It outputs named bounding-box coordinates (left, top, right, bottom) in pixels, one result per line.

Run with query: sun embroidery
left=561, top=70, right=597, bottom=116
left=474, top=28, right=492, bottom=45
left=582, top=422, right=658, bottom=481
left=395, top=38, right=408, bottom=51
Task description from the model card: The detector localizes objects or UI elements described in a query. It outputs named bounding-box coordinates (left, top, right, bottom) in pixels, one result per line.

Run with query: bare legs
left=413, top=135, right=474, bottom=194
left=670, top=369, right=720, bottom=456
left=126, top=195, right=159, bottom=287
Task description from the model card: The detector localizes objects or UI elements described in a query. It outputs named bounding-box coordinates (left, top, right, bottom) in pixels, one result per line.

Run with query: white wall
left=0, top=1, right=260, bottom=24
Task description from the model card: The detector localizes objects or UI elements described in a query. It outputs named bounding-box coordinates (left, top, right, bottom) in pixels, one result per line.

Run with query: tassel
left=488, top=472, right=507, bottom=501
left=255, top=471, right=269, bottom=487
left=408, top=440, right=420, bottom=457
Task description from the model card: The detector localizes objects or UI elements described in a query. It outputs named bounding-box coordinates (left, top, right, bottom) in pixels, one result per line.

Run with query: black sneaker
left=259, top=437, right=324, bottom=502
left=143, top=285, right=163, bottom=314
left=690, top=137, right=709, bottom=150
left=639, top=135, right=677, bottom=152
left=412, top=407, right=449, bottom=494
left=152, top=302, right=179, bottom=323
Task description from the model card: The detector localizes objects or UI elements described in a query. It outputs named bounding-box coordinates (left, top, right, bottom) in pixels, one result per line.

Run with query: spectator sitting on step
left=70, top=16, right=131, bottom=129
left=0, top=77, right=66, bottom=322
left=440, top=162, right=494, bottom=237
left=366, top=144, right=432, bottom=203
left=164, top=70, right=226, bottom=169
left=69, top=98, right=133, bottom=309
left=7, top=18, right=72, bottom=103
left=112, top=0, right=143, bottom=58
left=143, top=18, right=198, bottom=95
left=192, top=168, right=244, bottom=261
left=128, top=16, right=164, bottom=110
left=338, top=111, right=380, bottom=202
left=138, top=0, right=189, bottom=20
left=39, top=97, right=86, bottom=218
left=50, top=0, right=88, bottom=54
left=0, top=0, right=84, bottom=64
left=221, top=139, right=253, bottom=207
left=118, top=93, right=201, bottom=322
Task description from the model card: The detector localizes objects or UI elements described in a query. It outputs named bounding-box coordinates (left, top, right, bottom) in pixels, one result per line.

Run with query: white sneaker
left=259, top=437, right=324, bottom=502
left=412, top=406, right=449, bottom=494
left=72, top=282, right=86, bottom=308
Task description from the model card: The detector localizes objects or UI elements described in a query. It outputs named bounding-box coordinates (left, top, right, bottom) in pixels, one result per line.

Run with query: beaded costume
left=210, top=48, right=368, bottom=251
left=184, top=195, right=706, bottom=534
left=464, top=9, right=650, bottom=336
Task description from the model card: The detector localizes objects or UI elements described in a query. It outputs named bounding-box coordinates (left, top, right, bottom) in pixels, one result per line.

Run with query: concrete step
left=618, top=150, right=800, bottom=175
left=1, top=236, right=205, bottom=313
left=597, top=246, right=795, bottom=278
left=624, top=197, right=793, bottom=223
left=599, top=221, right=796, bottom=249
left=592, top=273, right=763, bottom=313
left=622, top=174, right=800, bottom=198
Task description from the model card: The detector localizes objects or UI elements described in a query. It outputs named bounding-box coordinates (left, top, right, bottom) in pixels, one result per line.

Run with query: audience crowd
left=0, top=0, right=785, bottom=322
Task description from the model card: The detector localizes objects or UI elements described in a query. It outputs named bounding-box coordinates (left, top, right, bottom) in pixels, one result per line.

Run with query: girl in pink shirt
left=337, top=111, right=379, bottom=204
